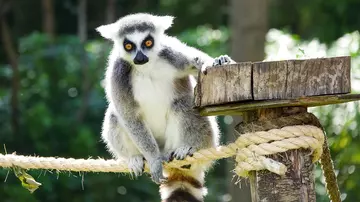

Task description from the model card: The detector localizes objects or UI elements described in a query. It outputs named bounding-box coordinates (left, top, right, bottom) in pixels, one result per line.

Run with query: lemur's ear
left=96, top=22, right=117, bottom=40
left=155, top=15, right=174, bottom=31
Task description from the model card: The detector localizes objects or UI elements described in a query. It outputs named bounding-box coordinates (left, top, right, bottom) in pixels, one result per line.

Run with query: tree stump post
left=240, top=107, right=316, bottom=201
left=194, top=56, right=360, bottom=202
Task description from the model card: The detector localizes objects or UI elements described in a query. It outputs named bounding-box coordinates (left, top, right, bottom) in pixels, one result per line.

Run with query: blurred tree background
left=0, top=0, right=359, bottom=201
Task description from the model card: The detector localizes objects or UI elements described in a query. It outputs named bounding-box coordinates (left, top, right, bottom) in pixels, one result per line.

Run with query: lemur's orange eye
left=145, top=40, right=153, bottom=47
left=125, top=43, right=132, bottom=50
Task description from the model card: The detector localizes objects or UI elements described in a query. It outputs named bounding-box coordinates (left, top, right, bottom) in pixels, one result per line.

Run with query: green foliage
left=269, top=0, right=360, bottom=44
left=178, top=25, right=230, bottom=57
left=313, top=102, right=360, bottom=202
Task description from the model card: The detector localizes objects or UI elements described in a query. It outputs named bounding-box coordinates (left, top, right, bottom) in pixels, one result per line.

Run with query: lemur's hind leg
left=101, top=107, right=145, bottom=177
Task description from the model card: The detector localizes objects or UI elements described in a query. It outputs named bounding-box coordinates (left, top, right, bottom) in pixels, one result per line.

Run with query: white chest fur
left=131, top=60, right=179, bottom=145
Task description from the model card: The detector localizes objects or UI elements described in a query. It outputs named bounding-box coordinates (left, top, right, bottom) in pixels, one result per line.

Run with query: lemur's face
left=96, top=13, right=174, bottom=65
left=120, top=31, right=158, bottom=65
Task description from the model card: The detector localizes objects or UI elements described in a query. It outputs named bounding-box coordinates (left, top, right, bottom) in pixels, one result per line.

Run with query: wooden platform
left=194, top=56, right=360, bottom=116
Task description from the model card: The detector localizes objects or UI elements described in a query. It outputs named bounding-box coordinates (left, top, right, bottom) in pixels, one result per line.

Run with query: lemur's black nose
left=133, top=51, right=149, bottom=65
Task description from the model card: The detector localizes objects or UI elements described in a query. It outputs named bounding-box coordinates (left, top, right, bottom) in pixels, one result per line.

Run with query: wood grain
left=195, top=56, right=352, bottom=108
left=253, top=56, right=351, bottom=100
left=254, top=149, right=315, bottom=202
left=195, top=63, right=252, bottom=107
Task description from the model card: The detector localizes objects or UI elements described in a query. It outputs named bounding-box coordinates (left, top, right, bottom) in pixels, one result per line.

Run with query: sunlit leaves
left=178, top=25, right=230, bottom=57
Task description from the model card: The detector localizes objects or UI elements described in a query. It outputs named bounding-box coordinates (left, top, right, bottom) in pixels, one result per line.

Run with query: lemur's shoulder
left=159, top=35, right=195, bottom=57
left=159, top=34, right=213, bottom=66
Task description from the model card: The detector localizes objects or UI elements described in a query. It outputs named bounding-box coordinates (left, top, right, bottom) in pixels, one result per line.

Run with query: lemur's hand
left=148, top=156, right=167, bottom=184
left=212, top=55, right=235, bottom=66
left=194, top=55, right=235, bottom=75
left=191, top=56, right=213, bottom=75
left=191, top=57, right=205, bottom=71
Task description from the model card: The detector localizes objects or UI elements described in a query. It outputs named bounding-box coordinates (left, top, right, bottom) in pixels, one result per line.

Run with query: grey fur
left=109, top=112, right=117, bottom=124
left=112, top=59, right=133, bottom=95
left=159, top=46, right=190, bottom=70
left=170, top=76, right=213, bottom=150
left=119, top=22, right=155, bottom=36
left=171, top=95, right=213, bottom=149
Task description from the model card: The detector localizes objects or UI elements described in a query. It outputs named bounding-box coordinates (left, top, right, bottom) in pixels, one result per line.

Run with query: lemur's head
left=96, top=13, right=174, bottom=65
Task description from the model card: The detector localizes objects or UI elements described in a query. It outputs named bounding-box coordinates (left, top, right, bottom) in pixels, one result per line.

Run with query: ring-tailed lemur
left=96, top=13, right=235, bottom=202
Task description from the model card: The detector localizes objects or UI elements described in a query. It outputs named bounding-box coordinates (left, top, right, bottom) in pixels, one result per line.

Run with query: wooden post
left=194, top=56, right=360, bottom=201
left=245, top=107, right=316, bottom=201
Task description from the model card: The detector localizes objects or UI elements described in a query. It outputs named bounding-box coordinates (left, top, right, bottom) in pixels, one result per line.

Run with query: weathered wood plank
left=253, top=56, right=351, bottom=100
left=198, top=93, right=360, bottom=116
left=194, top=56, right=352, bottom=108
left=194, top=62, right=252, bottom=107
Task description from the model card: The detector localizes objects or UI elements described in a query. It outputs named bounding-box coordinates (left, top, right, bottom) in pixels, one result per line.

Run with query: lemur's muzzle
left=133, top=51, right=149, bottom=65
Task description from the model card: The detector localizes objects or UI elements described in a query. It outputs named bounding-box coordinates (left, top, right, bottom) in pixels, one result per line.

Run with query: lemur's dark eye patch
left=123, top=38, right=136, bottom=52
left=142, top=35, right=154, bottom=49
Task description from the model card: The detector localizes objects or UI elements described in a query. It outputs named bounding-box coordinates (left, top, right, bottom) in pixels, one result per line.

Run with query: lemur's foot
left=164, top=146, right=195, bottom=170
left=148, top=156, right=167, bottom=184
left=164, top=146, right=196, bottom=162
left=128, top=155, right=145, bottom=177
left=213, top=55, right=235, bottom=66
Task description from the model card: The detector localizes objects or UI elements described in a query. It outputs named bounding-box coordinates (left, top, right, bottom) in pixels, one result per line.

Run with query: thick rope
left=236, top=112, right=341, bottom=202
left=233, top=124, right=324, bottom=177
left=0, top=125, right=324, bottom=176
left=0, top=155, right=130, bottom=173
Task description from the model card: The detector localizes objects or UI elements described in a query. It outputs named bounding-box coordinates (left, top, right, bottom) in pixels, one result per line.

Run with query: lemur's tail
left=159, top=165, right=208, bottom=202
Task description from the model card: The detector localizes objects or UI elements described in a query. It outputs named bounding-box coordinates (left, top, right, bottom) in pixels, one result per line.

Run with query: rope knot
left=232, top=125, right=325, bottom=177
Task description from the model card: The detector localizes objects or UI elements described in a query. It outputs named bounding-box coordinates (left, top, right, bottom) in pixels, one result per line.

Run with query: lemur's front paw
left=148, top=156, right=167, bottom=184
left=128, top=155, right=145, bottom=177
left=164, top=146, right=196, bottom=162
left=192, top=57, right=205, bottom=70
left=192, top=57, right=214, bottom=75
left=213, top=55, right=235, bottom=66
left=201, top=55, right=236, bottom=75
